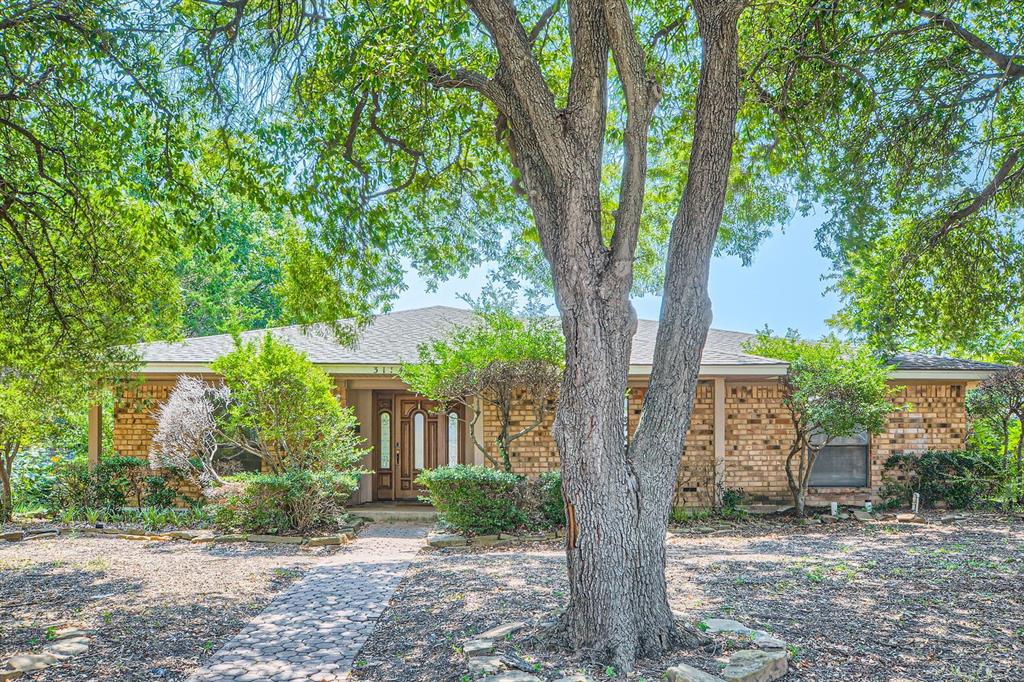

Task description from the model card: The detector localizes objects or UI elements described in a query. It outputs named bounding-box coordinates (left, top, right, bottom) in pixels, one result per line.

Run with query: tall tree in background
left=173, top=0, right=1024, bottom=670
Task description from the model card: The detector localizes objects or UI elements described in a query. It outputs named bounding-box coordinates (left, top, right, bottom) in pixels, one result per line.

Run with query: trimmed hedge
left=416, top=465, right=527, bottom=535
left=417, top=465, right=567, bottom=535
left=881, top=449, right=1003, bottom=510
left=214, top=470, right=359, bottom=534
left=535, top=470, right=565, bottom=527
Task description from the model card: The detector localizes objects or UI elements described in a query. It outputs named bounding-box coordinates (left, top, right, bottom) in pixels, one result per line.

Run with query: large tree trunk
left=461, top=0, right=742, bottom=671
left=551, top=2, right=742, bottom=671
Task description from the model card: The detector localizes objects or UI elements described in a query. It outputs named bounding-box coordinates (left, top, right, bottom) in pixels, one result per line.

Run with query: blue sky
left=394, top=213, right=839, bottom=337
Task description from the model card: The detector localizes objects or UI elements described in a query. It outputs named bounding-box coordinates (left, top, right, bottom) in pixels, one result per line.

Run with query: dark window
left=214, top=443, right=261, bottom=475
left=809, top=431, right=869, bottom=488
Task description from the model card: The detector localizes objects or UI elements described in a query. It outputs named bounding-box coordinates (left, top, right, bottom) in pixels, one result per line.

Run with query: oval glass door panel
left=447, top=412, right=459, bottom=466
left=413, top=412, right=425, bottom=469
left=379, top=412, right=391, bottom=469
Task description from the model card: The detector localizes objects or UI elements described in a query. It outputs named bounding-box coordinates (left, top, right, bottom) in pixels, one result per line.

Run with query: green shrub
left=92, top=456, right=147, bottom=509
left=215, top=470, right=358, bottom=535
left=49, top=458, right=93, bottom=514
left=536, top=470, right=565, bottom=527
left=416, top=465, right=527, bottom=535
left=142, top=476, right=177, bottom=509
left=881, top=450, right=1004, bottom=510
left=11, top=450, right=58, bottom=512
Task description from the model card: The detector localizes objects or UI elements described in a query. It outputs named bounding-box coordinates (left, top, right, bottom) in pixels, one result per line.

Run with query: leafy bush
left=142, top=476, right=177, bottom=509
left=92, top=456, right=147, bottom=509
left=535, top=470, right=565, bottom=527
left=215, top=470, right=358, bottom=535
left=11, top=449, right=58, bottom=511
left=416, top=465, right=527, bottom=535
left=881, top=450, right=1004, bottom=509
left=49, top=458, right=94, bottom=514
left=721, top=487, right=745, bottom=512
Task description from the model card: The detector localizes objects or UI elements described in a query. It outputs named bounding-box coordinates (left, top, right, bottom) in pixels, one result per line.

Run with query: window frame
left=808, top=430, right=871, bottom=489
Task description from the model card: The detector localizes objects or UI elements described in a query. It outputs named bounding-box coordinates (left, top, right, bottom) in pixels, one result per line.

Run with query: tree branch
left=927, top=147, right=1024, bottom=246
left=603, top=0, right=661, bottom=280
left=913, top=7, right=1024, bottom=82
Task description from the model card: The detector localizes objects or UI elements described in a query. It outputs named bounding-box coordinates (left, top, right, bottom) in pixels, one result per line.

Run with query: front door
left=373, top=392, right=465, bottom=501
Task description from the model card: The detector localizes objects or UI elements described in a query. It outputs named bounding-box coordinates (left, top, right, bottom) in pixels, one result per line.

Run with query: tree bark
left=553, top=1, right=743, bottom=671
left=1, top=447, right=15, bottom=523
left=455, top=0, right=742, bottom=671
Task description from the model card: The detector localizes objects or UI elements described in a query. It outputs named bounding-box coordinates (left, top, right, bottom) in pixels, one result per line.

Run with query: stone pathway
left=186, top=523, right=428, bottom=682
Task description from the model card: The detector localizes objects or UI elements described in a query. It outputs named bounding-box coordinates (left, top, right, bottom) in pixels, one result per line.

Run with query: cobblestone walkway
left=186, top=524, right=427, bottom=682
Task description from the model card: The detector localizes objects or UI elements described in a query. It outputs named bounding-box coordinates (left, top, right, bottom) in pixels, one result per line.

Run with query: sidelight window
left=413, top=412, right=425, bottom=469
left=447, top=412, right=459, bottom=466
left=379, top=412, right=391, bottom=469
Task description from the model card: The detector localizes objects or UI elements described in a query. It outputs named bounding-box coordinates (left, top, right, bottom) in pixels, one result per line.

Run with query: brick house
left=100, top=306, right=1001, bottom=508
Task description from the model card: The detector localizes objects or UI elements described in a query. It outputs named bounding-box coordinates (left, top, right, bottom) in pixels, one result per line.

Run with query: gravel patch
left=351, top=513, right=1023, bottom=681
left=0, top=533, right=335, bottom=680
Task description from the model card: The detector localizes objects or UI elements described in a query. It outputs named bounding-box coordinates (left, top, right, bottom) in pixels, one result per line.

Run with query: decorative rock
left=190, top=536, right=216, bottom=544
left=702, top=619, right=755, bottom=636
left=819, top=515, right=837, bottom=524
left=800, top=517, right=820, bottom=526
left=166, top=530, right=203, bottom=541
left=306, top=535, right=349, bottom=547
left=213, top=534, right=248, bottom=543
left=24, top=531, right=57, bottom=540
left=247, top=534, right=304, bottom=544
left=852, top=510, right=875, bottom=522
left=940, top=514, right=965, bottom=524
left=45, top=635, right=90, bottom=659
left=472, top=534, right=510, bottom=547
left=665, top=663, right=725, bottom=681
left=477, top=622, right=527, bottom=640
left=51, top=628, right=93, bottom=640
left=463, top=639, right=495, bottom=657
left=721, top=649, right=788, bottom=682
left=428, top=534, right=468, bottom=548
left=896, top=513, right=926, bottom=524
left=1, top=531, right=24, bottom=542
left=0, top=669, right=24, bottom=680
left=467, top=655, right=506, bottom=676
left=751, top=632, right=787, bottom=651
left=6, top=653, right=59, bottom=672
left=481, top=673, right=541, bottom=682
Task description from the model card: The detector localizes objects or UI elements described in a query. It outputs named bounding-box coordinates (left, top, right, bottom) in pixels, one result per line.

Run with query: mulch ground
left=0, top=531, right=337, bottom=681
left=351, top=513, right=1023, bottom=681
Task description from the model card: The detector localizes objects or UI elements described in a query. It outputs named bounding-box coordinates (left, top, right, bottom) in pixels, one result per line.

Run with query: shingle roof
left=885, top=352, right=1006, bottom=372
left=136, top=305, right=998, bottom=374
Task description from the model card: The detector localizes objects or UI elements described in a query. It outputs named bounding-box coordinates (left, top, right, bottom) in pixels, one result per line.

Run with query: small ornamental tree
left=749, top=332, right=899, bottom=515
left=968, top=367, right=1024, bottom=501
left=400, top=309, right=563, bottom=473
left=150, top=375, right=225, bottom=486
left=151, top=334, right=365, bottom=482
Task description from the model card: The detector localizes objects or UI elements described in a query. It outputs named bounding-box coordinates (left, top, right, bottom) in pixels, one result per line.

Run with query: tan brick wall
left=721, top=380, right=970, bottom=506
left=481, top=393, right=559, bottom=475
left=480, top=382, right=715, bottom=508
left=113, top=379, right=204, bottom=503
left=723, top=381, right=793, bottom=502
left=115, top=374, right=973, bottom=508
